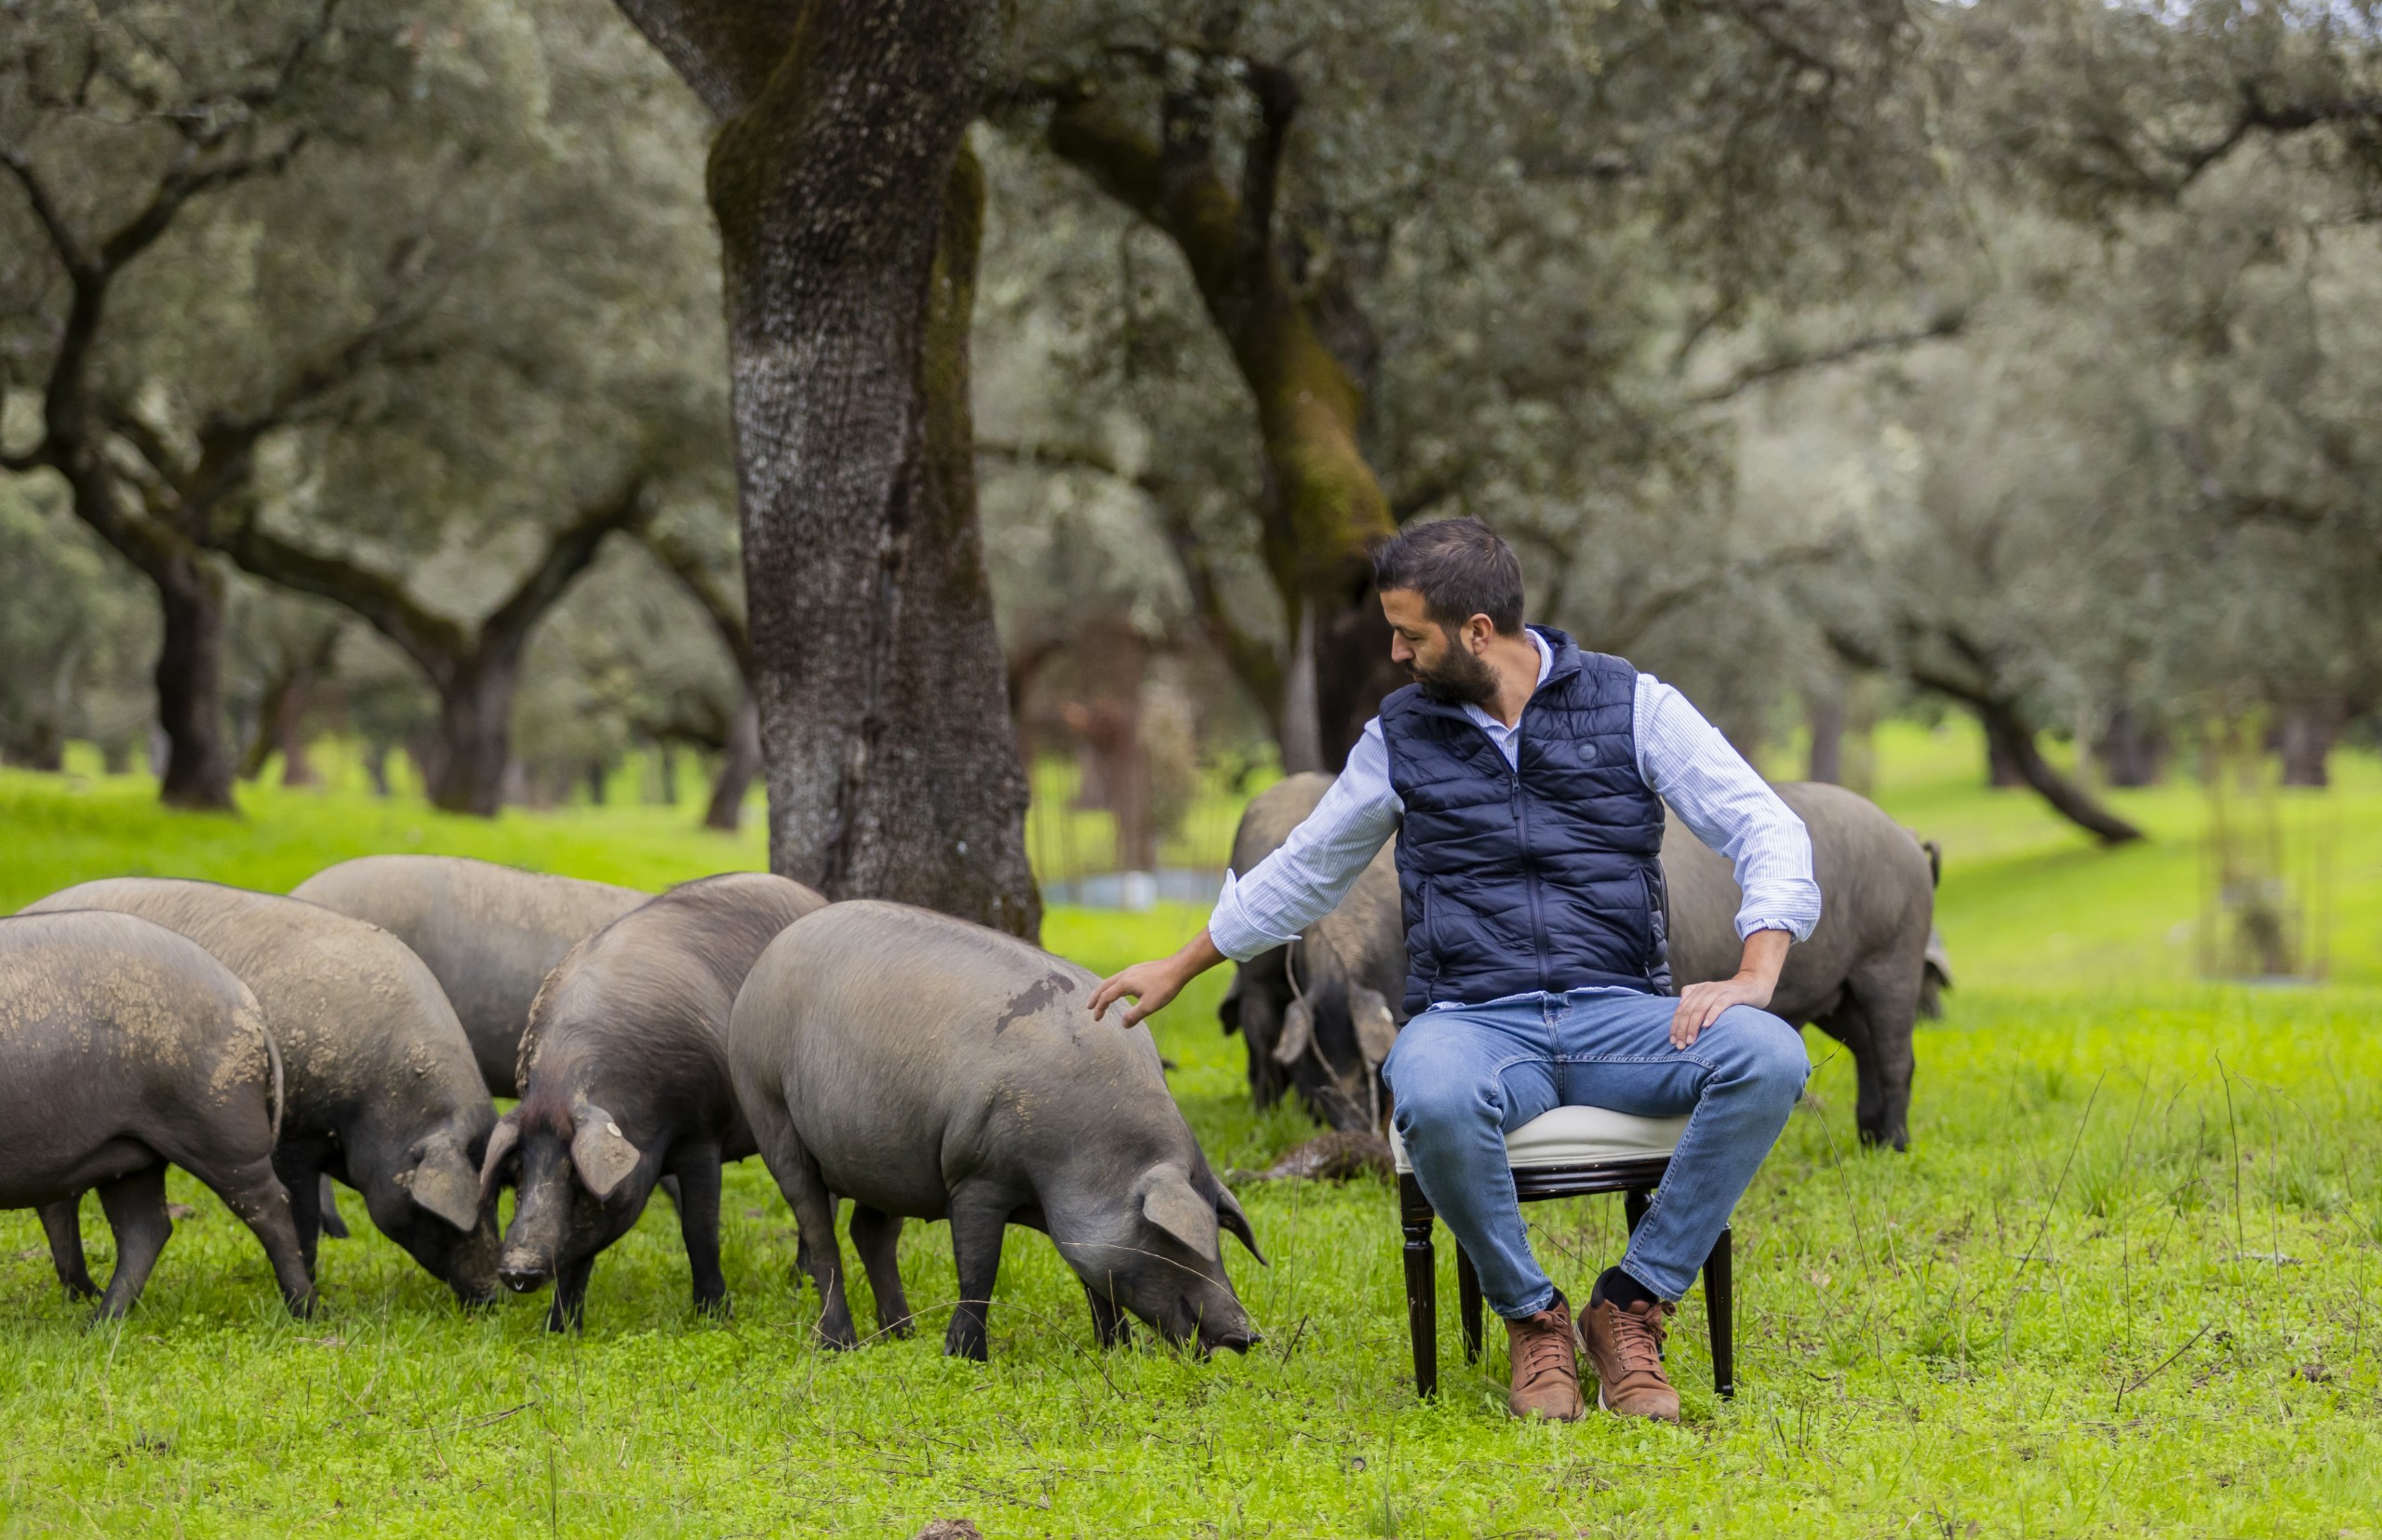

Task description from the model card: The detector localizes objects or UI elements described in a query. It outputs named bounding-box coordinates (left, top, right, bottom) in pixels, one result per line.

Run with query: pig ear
left=1214, top=1184, right=1266, bottom=1266
left=1142, top=1176, right=1221, bottom=1262
left=1350, top=986, right=1399, bottom=1074
left=477, top=1113, right=521, bottom=1210
left=410, top=1137, right=483, bottom=1233
left=1270, top=997, right=1315, bottom=1067
left=569, top=1103, right=642, bottom=1201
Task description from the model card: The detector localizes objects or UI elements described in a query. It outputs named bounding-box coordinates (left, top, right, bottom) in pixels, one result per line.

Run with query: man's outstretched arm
left=1091, top=730, right=1403, bottom=1026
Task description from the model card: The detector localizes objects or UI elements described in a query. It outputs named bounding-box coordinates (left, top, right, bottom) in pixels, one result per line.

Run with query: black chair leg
left=1704, top=1224, right=1734, bottom=1399
left=1624, top=1187, right=1650, bottom=1235
left=1457, top=1246, right=1483, bottom=1365
left=1398, top=1175, right=1439, bottom=1399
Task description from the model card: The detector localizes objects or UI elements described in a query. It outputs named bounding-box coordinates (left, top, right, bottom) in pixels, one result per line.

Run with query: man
left=1089, top=518, right=1817, bottom=1423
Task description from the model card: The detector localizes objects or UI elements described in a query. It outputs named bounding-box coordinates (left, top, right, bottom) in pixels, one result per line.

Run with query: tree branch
left=1827, top=623, right=2144, bottom=845
left=478, top=475, right=653, bottom=660
left=638, top=525, right=750, bottom=678
left=214, top=519, right=473, bottom=683
left=0, top=142, right=94, bottom=276
left=610, top=0, right=805, bottom=121
left=1689, top=309, right=1967, bottom=404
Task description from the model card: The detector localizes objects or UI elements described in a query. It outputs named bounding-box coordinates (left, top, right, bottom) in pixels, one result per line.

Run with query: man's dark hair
left=1372, top=518, right=1526, bottom=635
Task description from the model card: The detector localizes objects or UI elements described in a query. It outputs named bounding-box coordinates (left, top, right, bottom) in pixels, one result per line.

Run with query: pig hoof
left=694, top=1293, right=732, bottom=1319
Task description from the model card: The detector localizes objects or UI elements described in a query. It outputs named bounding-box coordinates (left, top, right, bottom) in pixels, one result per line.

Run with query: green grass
left=5, top=730, right=2382, bottom=1535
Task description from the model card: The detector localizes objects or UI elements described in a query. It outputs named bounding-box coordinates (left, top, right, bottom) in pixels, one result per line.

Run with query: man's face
left=1381, top=588, right=1498, bottom=706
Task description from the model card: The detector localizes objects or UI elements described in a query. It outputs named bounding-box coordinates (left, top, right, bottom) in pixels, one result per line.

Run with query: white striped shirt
left=1209, top=629, right=1821, bottom=967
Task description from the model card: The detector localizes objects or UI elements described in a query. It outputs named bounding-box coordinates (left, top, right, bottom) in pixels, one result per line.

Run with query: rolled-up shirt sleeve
left=1208, top=723, right=1405, bottom=962
left=1634, top=676, right=1822, bottom=943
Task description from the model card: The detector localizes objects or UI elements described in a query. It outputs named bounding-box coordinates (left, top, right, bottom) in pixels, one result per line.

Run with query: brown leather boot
left=1578, top=1294, right=1680, bottom=1422
left=1504, top=1293, right=1585, bottom=1421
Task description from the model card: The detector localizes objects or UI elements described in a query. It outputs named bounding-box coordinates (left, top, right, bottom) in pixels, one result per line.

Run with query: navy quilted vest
left=1379, top=628, right=1667, bottom=1013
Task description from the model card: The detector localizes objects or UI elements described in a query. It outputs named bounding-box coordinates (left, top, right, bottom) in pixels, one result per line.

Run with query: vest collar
left=1395, top=623, right=1585, bottom=725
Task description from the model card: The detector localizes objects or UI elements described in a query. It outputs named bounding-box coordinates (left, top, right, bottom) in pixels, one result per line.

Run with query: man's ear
left=1142, top=1172, right=1221, bottom=1262
left=569, top=1104, right=643, bottom=1201
left=408, top=1135, right=483, bottom=1232
left=476, top=1112, right=521, bottom=1209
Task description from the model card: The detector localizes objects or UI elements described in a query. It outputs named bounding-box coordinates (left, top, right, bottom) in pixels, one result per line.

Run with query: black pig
left=478, top=873, right=824, bottom=1330
left=729, top=901, right=1264, bottom=1360
left=0, top=911, right=316, bottom=1319
left=291, top=855, right=645, bottom=1096
left=21, top=879, right=502, bottom=1304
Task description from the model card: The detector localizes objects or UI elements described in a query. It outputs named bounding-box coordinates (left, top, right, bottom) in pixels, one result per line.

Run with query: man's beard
left=1409, top=636, right=1499, bottom=705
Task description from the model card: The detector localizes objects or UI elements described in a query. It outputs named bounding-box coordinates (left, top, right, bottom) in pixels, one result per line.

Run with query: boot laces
left=1519, top=1312, right=1572, bottom=1386
left=1609, top=1301, right=1672, bottom=1375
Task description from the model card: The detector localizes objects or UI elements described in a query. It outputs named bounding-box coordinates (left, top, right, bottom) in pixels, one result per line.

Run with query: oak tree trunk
left=151, top=551, right=237, bottom=810
left=704, top=695, right=761, bottom=833
left=2273, top=692, right=2341, bottom=788
left=1806, top=692, right=1847, bottom=784
left=425, top=657, right=519, bottom=817
left=1044, top=73, right=1399, bottom=777
left=701, top=11, right=1036, bottom=936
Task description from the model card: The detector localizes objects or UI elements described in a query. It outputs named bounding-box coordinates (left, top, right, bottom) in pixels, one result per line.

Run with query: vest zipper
left=1510, top=743, right=1550, bottom=998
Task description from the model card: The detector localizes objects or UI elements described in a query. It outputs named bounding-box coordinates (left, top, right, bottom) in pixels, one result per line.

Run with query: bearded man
left=1090, top=517, right=1818, bottom=1423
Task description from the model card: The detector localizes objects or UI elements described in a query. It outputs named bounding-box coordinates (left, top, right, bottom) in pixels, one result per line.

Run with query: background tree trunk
left=704, top=695, right=761, bottom=833
left=151, top=554, right=236, bottom=810
left=668, top=0, right=1036, bottom=935
left=1042, top=68, right=1399, bottom=776
left=2093, top=702, right=2168, bottom=787
left=425, top=657, right=520, bottom=816
left=2272, top=691, right=2341, bottom=788
left=1807, top=692, right=1847, bottom=784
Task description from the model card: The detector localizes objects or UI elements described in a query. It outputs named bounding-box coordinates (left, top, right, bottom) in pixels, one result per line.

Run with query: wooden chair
left=1393, top=1105, right=1734, bottom=1399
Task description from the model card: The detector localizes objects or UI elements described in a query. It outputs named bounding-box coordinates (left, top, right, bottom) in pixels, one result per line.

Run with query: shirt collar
left=1462, top=628, right=1553, bottom=735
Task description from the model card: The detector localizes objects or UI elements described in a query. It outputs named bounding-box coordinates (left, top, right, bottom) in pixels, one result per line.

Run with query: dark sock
left=1591, top=1265, right=1660, bottom=1311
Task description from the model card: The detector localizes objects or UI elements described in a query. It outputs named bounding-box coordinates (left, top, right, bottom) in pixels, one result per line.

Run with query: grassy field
left=3, top=728, right=2380, bottom=1536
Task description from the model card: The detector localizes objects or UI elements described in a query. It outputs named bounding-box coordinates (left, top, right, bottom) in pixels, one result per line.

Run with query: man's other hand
left=1669, top=927, right=1790, bottom=1049
left=1091, top=930, right=1226, bottom=1028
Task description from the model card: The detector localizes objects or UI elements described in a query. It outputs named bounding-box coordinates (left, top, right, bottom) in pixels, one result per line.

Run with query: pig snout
left=1194, top=1299, right=1260, bottom=1357
left=498, top=1143, right=580, bottom=1294
left=446, top=1221, right=504, bottom=1307
left=498, top=1250, right=552, bottom=1294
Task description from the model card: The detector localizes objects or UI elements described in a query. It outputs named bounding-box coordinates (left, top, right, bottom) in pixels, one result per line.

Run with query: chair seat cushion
left=1390, top=1105, right=1690, bottom=1174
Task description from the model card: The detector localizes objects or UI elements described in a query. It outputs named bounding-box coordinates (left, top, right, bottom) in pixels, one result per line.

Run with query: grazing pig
left=1223, top=778, right=1941, bottom=1149
left=478, top=873, right=825, bottom=1330
left=0, top=911, right=315, bottom=1319
left=290, top=855, right=645, bottom=1096
left=1216, top=773, right=1404, bottom=1127
left=20, top=879, right=502, bottom=1303
left=1662, top=781, right=1938, bottom=1150
left=729, top=901, right=1263, bottom=1360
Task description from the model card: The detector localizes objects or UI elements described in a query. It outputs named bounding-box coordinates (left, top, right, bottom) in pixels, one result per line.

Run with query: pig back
left=0, top=911, right=277, bottom=1203
left=519, top=872, right=824, bottom=1130
left=731, top=901, right=1169, bottom=1216
left=1228, top=773, right=1334, bottom=877
left=292, top=855, right=645, bottom=1094
left=20, top=878, right=486, bottom=1139
left=1659, top=782, right=1935, bottom=1022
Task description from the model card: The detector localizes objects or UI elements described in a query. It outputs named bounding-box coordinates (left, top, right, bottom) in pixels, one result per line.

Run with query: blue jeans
left=1384, top=988, right=1810, bottom=1316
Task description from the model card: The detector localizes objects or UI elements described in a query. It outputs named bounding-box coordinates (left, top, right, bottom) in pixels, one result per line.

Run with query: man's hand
left=1091, top=930, right=1225, bottom=1027
left=1669, top=928, right=1790, bottom=1050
